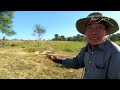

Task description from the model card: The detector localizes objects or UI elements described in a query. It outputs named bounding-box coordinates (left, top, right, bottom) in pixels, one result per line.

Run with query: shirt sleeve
left=61, top=48, right=86, bottom=69
left=107, top=52, right=120, bottom=79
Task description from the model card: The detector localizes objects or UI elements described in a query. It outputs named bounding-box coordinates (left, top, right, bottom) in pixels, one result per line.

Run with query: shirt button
left=88, top=61, right=91, bottom=63
left=92, top=52, right=93, bottom=54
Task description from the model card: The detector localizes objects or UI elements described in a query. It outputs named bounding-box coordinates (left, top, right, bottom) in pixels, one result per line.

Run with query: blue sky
left=1, top=11, right=120, bottom=40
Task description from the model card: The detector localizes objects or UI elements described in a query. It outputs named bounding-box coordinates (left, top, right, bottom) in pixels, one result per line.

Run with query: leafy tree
left=52, top=34, right=85, bottom=41
left=108, top=33, right=120, bottom=41
left=0, top=11, right=16, bottom=38
left=54, top=34, right=59, bottom=40
left=67, top=37, right=73, bottom=41
left=60, top=35, right=66, bottom=41
left=33, top=24, right=46, bottom=40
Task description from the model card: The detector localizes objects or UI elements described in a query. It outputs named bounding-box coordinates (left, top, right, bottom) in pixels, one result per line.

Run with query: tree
left=108, top=33, right=120, bottom=41
left=54, top=34, right=59, bottom=40
left=0, top=11, right=16, bottom=38
left=60, top=35, right=66, bottom=41
left=67, top=37, right=73, bottom=41
left=52, top=34, right=59, bottom=41
left=33, top=24, right=46, bottom=40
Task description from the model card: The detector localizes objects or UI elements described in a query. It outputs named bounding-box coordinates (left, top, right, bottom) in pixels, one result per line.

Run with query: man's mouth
left=90, top=37, right=99, bottom=40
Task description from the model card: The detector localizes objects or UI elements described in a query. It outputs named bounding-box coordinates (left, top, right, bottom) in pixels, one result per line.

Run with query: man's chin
left=90, top=42, right=99, bottom=46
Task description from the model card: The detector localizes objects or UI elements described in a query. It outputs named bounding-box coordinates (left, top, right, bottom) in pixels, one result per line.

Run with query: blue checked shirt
left=61, top=39, right=120, bottom=79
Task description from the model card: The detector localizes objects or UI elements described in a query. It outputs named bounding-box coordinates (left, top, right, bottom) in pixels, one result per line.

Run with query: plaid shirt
left=61, top=39, right=120, bottom=79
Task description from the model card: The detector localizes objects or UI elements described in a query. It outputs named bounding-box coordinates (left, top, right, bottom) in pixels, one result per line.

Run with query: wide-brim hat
left=76, top=12, right=119, bottom=35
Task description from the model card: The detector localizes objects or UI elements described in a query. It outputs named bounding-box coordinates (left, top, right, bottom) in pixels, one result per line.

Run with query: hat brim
left=76, top=17, right=119, bottom=35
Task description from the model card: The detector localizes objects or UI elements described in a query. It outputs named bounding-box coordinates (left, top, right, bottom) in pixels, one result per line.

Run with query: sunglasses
left=88, top=15, right=114, bottom=26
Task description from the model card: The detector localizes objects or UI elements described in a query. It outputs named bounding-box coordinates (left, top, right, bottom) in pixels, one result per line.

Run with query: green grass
left=114, top=41, right=120, bottom=46
left=0, top=41, right=86, bottom=52
left=46, top=41, right=86, bottom=51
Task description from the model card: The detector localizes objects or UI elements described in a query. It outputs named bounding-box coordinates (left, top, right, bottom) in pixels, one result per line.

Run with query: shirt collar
left=97, top=40, right=107, bottom=51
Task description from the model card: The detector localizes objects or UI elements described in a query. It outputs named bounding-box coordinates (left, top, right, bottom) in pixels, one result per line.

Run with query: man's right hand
left=46, top=54, right=62, bottom=63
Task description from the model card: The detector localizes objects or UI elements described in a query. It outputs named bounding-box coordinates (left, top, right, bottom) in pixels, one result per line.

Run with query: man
left=48, top=12, right=120, bottom=79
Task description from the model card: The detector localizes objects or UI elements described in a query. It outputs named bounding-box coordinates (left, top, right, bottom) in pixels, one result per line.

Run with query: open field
left=0, top=40, right=87, bottom=79
left=0, top=40, right=119, bottom=79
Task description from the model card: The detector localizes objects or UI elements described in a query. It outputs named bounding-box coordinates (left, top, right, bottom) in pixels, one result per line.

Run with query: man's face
left=85, top=22, right=107, bottom=46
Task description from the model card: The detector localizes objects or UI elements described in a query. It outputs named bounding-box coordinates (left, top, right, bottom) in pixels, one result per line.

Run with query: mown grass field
left=0, top=40, right=119, bottom=79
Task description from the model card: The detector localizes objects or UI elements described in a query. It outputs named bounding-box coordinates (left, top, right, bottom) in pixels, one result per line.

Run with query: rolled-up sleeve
left=61, top=48, right=85, bottom=69
left=107, top=52, right=120, bottom=79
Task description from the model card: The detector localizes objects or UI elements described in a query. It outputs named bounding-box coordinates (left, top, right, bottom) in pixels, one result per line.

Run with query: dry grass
left=0, top=44, right=83, bottom=79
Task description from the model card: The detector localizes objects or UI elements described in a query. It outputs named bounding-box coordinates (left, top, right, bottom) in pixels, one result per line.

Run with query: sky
left=1, top=11, right=120, bottom=40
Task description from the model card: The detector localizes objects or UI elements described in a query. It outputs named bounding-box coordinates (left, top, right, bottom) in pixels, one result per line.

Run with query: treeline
left=52, top=34, right=85, bottom=41
left=108, top=33, right=120, bottom=41
left=51, top=33, right=120, bottom=41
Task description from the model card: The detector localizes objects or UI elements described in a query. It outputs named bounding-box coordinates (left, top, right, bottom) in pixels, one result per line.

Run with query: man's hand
left=46, top=54, right=62, bottom=63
